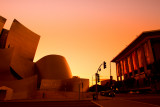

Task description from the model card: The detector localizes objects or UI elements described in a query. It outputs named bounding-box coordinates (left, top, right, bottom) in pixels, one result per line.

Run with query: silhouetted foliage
left=88, top=85, right=105, bottom=92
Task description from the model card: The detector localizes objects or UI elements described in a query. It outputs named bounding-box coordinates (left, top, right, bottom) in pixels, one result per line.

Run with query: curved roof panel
left=36, top=55, right=72, bottom=80
left=5, top=19, right=40, bottom=61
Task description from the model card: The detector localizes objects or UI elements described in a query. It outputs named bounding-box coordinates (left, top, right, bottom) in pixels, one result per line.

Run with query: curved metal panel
left=5, top=19, right=40, bottom=61
left=4, top=19, right=40, bottom=78
left=36, top=55, right=72, bottom=80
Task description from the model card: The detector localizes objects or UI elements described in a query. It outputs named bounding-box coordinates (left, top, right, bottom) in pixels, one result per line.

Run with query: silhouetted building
left=0, top=16, right=89, bottom=100
left=101, top=79, right=116, bottom=86
left=35, top=55, right=89, bottom=93
left=112, top=30, right=160, bottom=91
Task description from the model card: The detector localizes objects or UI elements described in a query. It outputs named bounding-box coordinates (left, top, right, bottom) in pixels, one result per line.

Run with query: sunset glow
left=1, top=0, right=160, bottom=86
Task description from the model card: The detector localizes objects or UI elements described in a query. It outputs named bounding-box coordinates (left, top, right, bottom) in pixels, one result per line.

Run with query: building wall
left=10, top=50, right=36, bottom=78
left=0, top=86, right=13, bottom=100
left=116, top=40, right=154, bottom=80
left=150, top=38, right=160, bottom=76
left=151, top=39, right=160, bottom=62
left=0, top=48, right=17, bottom=81
left=3, top=19, right=40, bottom=78
left=40, top=79, right=62, bottom=91
left=39, top=77, right=89, bottom=92
left=66, top=77, right=89, bottom=92
left=5, top=19, right=40, bottom=61
left=115, top=39, right=155, bottom=89
left=0, top=29, right=9, bottom=48
left=0, top=16, right=6, bottom=34
left=0, top=75, right=38, bottom=100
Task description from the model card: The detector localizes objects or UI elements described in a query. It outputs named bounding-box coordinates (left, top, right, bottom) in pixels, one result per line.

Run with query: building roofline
left=111, top=29, right=160, bottom=62
left=0, top=16, right=6, bottom=23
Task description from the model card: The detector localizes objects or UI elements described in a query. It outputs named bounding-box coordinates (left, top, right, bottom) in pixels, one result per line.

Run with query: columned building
left=111, top=30, right=160, bottom=90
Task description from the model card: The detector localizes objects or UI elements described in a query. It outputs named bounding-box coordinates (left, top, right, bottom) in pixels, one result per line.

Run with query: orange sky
left=1, top=0, right=160, bottom=86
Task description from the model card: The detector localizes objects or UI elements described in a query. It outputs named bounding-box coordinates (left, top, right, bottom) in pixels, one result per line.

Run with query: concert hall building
left=0, top=16, right=89, bottom=100
left=111, top=30, right=160, bottom=91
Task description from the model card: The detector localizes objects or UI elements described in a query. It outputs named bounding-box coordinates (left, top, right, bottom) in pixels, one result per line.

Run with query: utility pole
left=110, top=62, right=113, bottom=87
left=110, top=62, right=111, bottom=77
left=95, top=73, right=98, bottom=100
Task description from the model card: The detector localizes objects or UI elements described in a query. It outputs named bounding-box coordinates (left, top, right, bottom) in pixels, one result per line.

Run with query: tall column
left=124, top=58, right=129, bottom=78
left=118, top=61, right=122, bottom=81
left=143, top=40, right=154, bottom=75
left=147, top=40, right=154, bottom=64
left=129, top=55, right=134, bottom=78
left=142, top=45, right=148, bottom=74
left=136, top=49, right=141, bottom=74
left=116, top=62, right=121, bottom=81
left=117, top=76, right=119, bottom=81
left=120, top=76, right=122, bottom=81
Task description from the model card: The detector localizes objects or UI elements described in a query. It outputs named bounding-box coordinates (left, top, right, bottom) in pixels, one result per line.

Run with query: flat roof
left=111, top=30, right=160, bottom=62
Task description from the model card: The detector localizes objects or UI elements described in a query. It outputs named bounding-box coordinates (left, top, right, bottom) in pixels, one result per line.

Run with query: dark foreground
left=95, top=93, right=160, bottom=107
left=1, top=94, right=160, bottom=107
left=0, top=100, right=100, bottom=107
